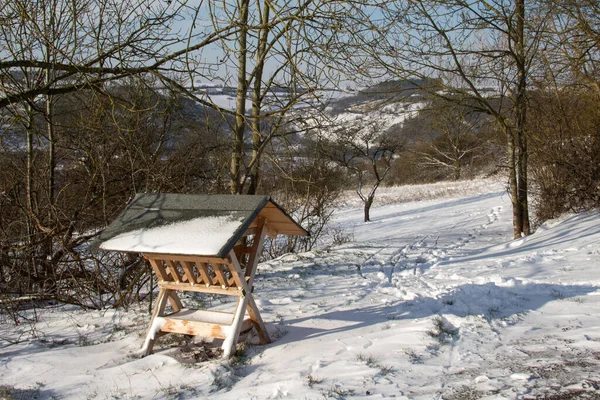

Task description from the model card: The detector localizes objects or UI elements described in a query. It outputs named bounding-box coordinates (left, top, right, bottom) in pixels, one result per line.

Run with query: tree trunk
left=454, top=159, right=461, bottom=180
left=25, top=105, right=36, bottom=292
left=230, top=0, right=250, bottom=194
left=247, top=0, right=270, bottom=195
left=515, top=0, right=530, bottom=236
left=364, top=195, right=374, bottom=222
left=507, top=125, right=523, bottom=238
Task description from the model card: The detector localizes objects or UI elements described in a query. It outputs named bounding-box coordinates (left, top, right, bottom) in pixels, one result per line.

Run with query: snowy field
left=2, top=179, right=600, bottom=399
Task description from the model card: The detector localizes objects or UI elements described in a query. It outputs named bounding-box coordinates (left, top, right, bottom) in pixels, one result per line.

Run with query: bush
left=529, top=88, right=600, bottom=224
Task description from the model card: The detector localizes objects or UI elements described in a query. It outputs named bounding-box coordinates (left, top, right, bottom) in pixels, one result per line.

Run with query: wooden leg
left=247, top=295, right=271, bottom=345
left=167, top=290, right=183, bottom=312
left=142, top=288, right=169, bottom=356
left=222, top=294, right=250, bottom=358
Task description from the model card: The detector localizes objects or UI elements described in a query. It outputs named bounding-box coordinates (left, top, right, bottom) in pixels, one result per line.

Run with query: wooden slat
left=147, top=258, right=169, bottom=282
left=165, top=260, right=183, bottom=283
left=181, top=261, right=198, bottom=285
left=158, top=281, right=241, bottom=296
left=212, top=263, right=228, bottom=287
left=195, top=262, right=212, bottom=285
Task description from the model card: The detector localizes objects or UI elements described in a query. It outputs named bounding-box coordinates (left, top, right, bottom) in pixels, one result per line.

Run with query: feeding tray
left=96, top=193, right=307, bottom=357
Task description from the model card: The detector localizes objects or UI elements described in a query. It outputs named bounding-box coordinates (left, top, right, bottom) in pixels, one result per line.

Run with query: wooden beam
left=145, top=253, right=227, bottom=264
left=226, top=250, right=271, bottom=352
left=146, top=258, right=169, bottom=282
left=223, top=295, right=250, bottom=358
left=142, top=288, right=169, bottom=355
left=226, top=253, right=247, bottom=290
left=167, top=291, right=183, bottom=313
left=158, top=281, right=241, bottom=296
left=246, top=218, right=268, bottom=286
left=247, top=295, right=271, bottom=345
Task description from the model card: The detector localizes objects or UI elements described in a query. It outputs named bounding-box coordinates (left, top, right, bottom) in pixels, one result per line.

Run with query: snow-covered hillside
left=2, top=179, right=600, bottom=399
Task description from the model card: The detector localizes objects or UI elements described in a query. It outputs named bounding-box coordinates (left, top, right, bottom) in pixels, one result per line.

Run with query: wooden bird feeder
left=96, top=193, right=308, bottom=357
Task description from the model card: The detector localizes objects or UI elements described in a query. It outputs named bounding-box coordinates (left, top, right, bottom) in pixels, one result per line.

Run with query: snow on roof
left=95, top=193, right=307, bottom=258
left=99, top=213, right=246, bottom=256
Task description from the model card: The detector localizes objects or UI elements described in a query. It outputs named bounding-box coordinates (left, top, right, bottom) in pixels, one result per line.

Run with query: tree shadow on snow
left=448, top=212, right=600, bottom=266
left=267, top=281, right=599, bottom=347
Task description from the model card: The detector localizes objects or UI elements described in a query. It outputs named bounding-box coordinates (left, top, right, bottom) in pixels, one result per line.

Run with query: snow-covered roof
left=95, top=193, right=307, bottom=258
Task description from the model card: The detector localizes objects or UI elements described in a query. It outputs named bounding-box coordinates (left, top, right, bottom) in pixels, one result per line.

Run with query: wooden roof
left=95, top=193, right=308, bottom=258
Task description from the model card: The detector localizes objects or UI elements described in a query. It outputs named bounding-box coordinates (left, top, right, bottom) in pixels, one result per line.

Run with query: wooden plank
left=257, top=208, right=290, bottom=221
left=168, top=309, right=234, bottom=324
left=146, top=258, right=169, bottom=282
left=144, top=253, right=227, bottom=264
left=165, top=260, right=183, bottom=283
left=158, top=282, right=241, bottom=296
left=181, top=261, right=198, bottom=285
left=161, top=317, right=252, bottom=339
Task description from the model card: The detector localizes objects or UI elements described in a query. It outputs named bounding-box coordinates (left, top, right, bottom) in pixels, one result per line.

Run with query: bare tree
left=544, top=0, right=600, bottom=95
left=0, top=0, right=239, bottom=110
left=320, top=117, right=404, bottom=222
left=363, top=0, right=550, bottom=238
left=202, top=0, right=372, bottom=194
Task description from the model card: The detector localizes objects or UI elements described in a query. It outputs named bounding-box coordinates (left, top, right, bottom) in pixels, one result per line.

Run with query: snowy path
left=2, top=182, right=600, bottom=399
left=225, top=189, right=600, bottom=399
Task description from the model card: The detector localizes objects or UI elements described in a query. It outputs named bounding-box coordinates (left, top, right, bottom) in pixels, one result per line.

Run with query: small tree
left=320, top=117, right=404, bottom=222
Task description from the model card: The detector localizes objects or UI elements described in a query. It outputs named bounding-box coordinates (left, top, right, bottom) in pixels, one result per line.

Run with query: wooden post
left=142, top=288, right=169, bottom=355
left=228, top=248, right=271, bottom=347
left=222, top=292, right=250, bottom=358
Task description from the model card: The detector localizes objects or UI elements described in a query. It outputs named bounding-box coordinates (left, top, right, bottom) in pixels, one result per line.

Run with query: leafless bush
left=263, top=143, right=347, bottom=259
left=0, top=79, right=224, bottom=317
left=529, top=88, right=600, bottom=224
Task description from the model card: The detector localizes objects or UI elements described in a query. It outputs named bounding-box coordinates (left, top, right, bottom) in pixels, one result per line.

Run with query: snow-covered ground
left=2, top=179, right=600, bottom=399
